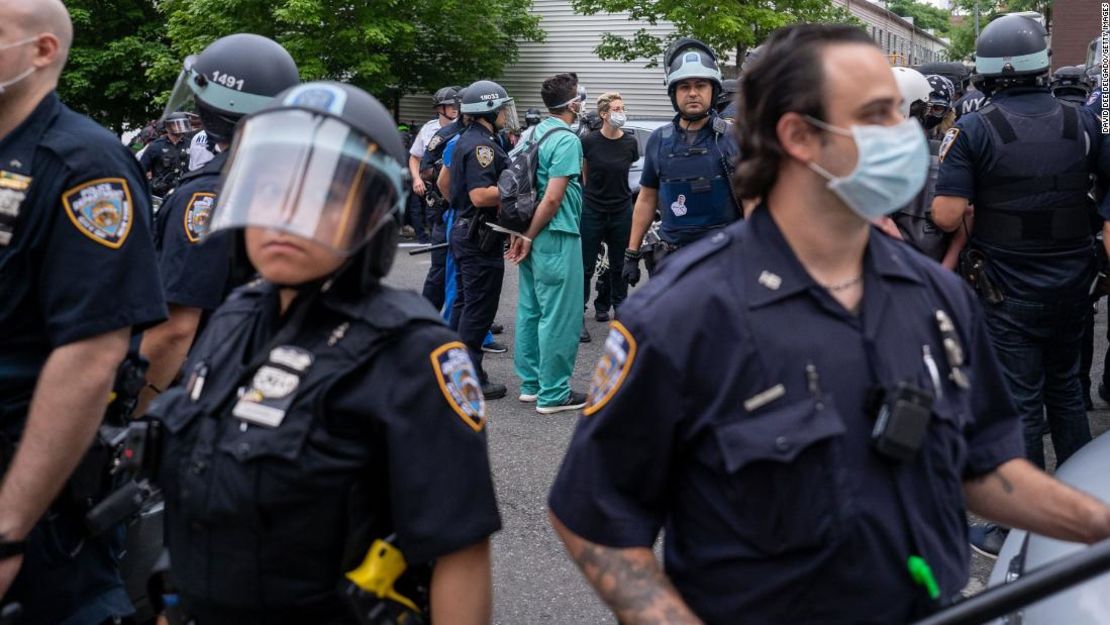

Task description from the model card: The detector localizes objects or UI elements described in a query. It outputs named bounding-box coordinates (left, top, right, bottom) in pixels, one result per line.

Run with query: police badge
left=431, top=341, right=487, bottom=432
left=62, top=178, right=134, bottom=249
left=184, top=192, right=216, bottom=243
left=475, top=145, right=495, bottom=168
left=427, top=135, right=442, bottom=152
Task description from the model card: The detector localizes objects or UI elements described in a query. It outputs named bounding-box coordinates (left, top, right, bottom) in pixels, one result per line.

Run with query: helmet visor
left=162, top=56, right=199, bottom=120
left=500, top=99, right=521, bottom=133
left=210, top=109, right=407, bottom=254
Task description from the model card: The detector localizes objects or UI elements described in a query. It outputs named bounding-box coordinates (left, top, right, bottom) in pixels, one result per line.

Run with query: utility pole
left=974, top=0, right=980, bottom=39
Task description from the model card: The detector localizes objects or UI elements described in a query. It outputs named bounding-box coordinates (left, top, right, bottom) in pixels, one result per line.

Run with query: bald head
left=0, top=0, right=72, bottom=70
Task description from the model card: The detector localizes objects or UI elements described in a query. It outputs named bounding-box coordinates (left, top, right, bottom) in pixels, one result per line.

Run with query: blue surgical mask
left=804, top=116, right=928, bottom=221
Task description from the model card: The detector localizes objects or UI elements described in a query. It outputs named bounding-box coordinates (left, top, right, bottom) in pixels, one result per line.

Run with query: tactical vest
left=656, top=116, right=739, bottom=246
left=893, top=140, right=949, bottom=261
left=972, top=99, right=1094, bottom=250
left=152, top=280, right=442, bottom=619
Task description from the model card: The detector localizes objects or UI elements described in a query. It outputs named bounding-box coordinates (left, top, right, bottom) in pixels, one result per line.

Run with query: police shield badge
left=938, top=128, right=960, bottom=163
left=427, top=135, right=442, bottom=152
left=431, top=341, right=487, bottom=432
left=584, top=322, right=637, bottom=416
left=184, top=192, right=216, bottom=243
left=62, top=178, right=134, bottom=249
left=475, top=145, right=495, bottom=168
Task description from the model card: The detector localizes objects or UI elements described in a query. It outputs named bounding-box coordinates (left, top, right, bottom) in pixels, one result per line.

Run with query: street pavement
left=385, top=242, right=1110, bottom=624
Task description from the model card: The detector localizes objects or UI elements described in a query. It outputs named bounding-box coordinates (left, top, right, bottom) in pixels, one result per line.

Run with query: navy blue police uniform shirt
left=449, top=123, right=508, bottom=220
left=155, top=150, right=232, bottom=311
left=936, top=87, right=1104, bottom=300
left=0, top=92, right=166, bottom=418
left=549, top=207, right=1023, bottom=625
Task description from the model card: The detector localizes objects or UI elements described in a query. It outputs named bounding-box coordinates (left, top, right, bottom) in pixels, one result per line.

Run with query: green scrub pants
left=514, top=229, right=584, bottom=406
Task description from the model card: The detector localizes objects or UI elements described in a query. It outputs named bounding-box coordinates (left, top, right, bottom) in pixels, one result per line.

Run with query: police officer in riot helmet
left=525, top=107, right=542, bottom=128
left=150, top=81, right=500, bottom=623
left=717, top=77, right=738, bottom=120
left=933, top=13, right=1106, bottom=556
left=622, top=37, right=741, bottom=287
left=408, top=85, right=461, bottom=243
left=1051, top=65, right=1092, bottom=105
left=141, top=111, right=193, bottom=197
left=136, top=33, right=300, bottom=417
left=446, top=80, right=520, bottom=399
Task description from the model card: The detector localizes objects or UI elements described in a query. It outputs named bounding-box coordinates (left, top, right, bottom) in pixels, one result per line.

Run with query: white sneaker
left=519, top=393, right=538, bottom=402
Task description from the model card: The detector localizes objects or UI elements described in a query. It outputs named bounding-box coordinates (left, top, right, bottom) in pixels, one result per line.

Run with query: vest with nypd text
left=152, top=280, right=442, bottom=613
left=656, top=116, right=740, bottom=246
left=973, top=99, right=1094, bottom=250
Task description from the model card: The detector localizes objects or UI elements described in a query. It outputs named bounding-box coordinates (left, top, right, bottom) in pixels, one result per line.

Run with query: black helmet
left=662, top=37, right=722, bottom=118
left=163, top=34, right=300, bottom=143
left=524, top=107, right=542, bottom=127
left=973, top=14, right=1049, bottom=92
left=163, top=112, right=192, bottom=135
left=717, top=78, right=738, bottom=111
left=460, top=80, right=520, bottom=131
left=211, top=82, right=410, bottom=281
left=433, top=85, right=462, bottom=107
left=1051, top=65, right=1092, bottom=104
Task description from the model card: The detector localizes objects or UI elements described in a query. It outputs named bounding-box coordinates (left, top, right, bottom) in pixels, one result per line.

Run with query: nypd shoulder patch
left=938, top=128, right=960, bottom=163
left=184, top=192, right=216, bottom=243
left=475, top=145, right=494, bottom=168
left=584, top=321, right=638, bottom=416
left=430, top=341, right=487, bottom=432
left=427, top=134, right=443, bottom=152
left=62, top=177, right=133, bottom=249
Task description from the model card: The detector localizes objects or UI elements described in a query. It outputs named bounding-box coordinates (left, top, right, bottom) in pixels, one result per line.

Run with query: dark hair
left=734, top=23, right=876, bottom=200
left=542, top=73, right=579, bottom=112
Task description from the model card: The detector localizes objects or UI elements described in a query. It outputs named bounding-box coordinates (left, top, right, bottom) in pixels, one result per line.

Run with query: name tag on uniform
left=232, top=347, right=315, bottom=428
left=0, top=171, right=32, bottom=246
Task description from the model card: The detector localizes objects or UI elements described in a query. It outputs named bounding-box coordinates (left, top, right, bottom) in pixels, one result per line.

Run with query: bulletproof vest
left=972, top=99, right=1094, bottom=250
left=420, top=121, right=462, bottom=176
left=656, top=116, right=739, bottom=246
left=153, top=280, right=442, bottom=612
left=893, top=140, right=949, bottom=261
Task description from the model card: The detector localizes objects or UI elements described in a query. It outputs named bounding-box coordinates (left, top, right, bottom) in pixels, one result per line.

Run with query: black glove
left=622, top=249, right=642, bottom=286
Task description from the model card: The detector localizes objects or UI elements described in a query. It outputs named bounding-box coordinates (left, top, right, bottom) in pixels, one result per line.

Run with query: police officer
left=140, top=111, right=192, bottom=197
left=716, top=77, right=738, bottom=121
left=954, top=74, right=989, bottom=120
left=136, top=34, right=300, bottom=416
left=151, top=81, right=500, bottom=624
left=550, top=24, right=1110, bottom=625
left=419, top=88, right=466, bottom=311
left=447, top=80, right=519, bottom=399
left=0, top=1, right=166, bottom=621
left=932, top=14, right=1104, bottom=556
left=408, top=86, right=461, bottom=244
left=622, top=37, right=740, bottom=286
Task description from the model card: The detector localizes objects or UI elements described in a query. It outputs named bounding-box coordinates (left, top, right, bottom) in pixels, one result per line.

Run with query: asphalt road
left=385, top=242, right=1110, bottom=624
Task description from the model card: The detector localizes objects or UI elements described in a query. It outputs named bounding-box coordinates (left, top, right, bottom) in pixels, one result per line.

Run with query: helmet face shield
left=162, top=57, right=200, bottom=119
left=210, top=109, right=407, bottom=255
left=499, top=100, right=521, bottom=133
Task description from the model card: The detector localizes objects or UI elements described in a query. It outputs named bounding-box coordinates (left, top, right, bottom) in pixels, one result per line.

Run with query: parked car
left=987, top=431, right=1110, bottom=624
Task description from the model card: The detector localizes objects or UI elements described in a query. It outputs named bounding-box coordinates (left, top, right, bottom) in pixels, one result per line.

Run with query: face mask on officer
left=0, top=36, right=38, bottom=95
left=803, top=115, right=929, bottom=221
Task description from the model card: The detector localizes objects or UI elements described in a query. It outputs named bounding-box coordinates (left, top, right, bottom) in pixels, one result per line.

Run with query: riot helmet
left=663, top=37, right=723, bottom=119
left=717, top=78, right=738, bottom=113
left=972, top=14, right=1050, bottom=94
left=892, top=66, right=931, bottom=121
left=924, top=74, right=955, bottom=130
left=524, top=107, right=542, bottom=128
left=163, top=34, right=300, bottom=144
left=163, top=112, right=192, bottom=136
left=433, top=85, right=461, bottom=119
left=1051, top=65, right=1092, bottom=104
left=460, top=80, right=520, bottom=132
left=210, top=81, right=410, bottom=281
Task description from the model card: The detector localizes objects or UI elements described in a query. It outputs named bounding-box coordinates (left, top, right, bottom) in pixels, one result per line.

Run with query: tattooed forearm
left=568, top=541, right=703, bottom=625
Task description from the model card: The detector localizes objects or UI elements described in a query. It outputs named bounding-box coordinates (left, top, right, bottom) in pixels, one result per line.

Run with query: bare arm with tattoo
left=964, top=458, right=1110, bottom=544
left=550, top=512, right=704, bottom=625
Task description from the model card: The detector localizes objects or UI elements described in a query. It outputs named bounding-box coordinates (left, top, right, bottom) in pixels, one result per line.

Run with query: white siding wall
left=397, top=0, right=675, bottom=124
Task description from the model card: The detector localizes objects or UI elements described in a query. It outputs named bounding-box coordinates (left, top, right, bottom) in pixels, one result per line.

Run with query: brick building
left=1052, top=0, right=1100, bottom=70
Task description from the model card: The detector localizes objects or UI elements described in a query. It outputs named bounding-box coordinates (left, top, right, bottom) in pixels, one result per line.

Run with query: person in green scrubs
left=505, top=73, right=588, bottom=414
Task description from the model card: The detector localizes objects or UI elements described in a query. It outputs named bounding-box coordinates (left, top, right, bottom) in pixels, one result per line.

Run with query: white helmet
left=891, top=67, right=932, bottom=119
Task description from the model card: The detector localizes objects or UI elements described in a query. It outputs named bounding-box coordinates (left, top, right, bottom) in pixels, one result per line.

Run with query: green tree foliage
left=943, top=0, right=1052, bottom=62
left=569, top=0, right=857, bottom=68
left=58, top=1, right=175, bottom=134
left=887, top=0, right=951, bottom=37
left=156, top=0, right=544, bottom=107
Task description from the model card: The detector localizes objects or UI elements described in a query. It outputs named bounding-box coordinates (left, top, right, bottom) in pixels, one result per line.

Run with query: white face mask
left=608, top=111, right=627, bottom=128
left=0, top=37, right=38, bottom=95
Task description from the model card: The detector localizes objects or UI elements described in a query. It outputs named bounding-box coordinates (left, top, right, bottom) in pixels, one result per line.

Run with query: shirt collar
left=741, top=204, right=922, bottom=310
left=0, top=92, right=60, bottom=176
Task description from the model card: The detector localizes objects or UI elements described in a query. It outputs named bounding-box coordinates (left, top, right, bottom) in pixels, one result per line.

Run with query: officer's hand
left=622, top=249, right=642, bottom=286
left=0, top=554, right=23, bottom=600
left=412, top=177, right=427, bottom=197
